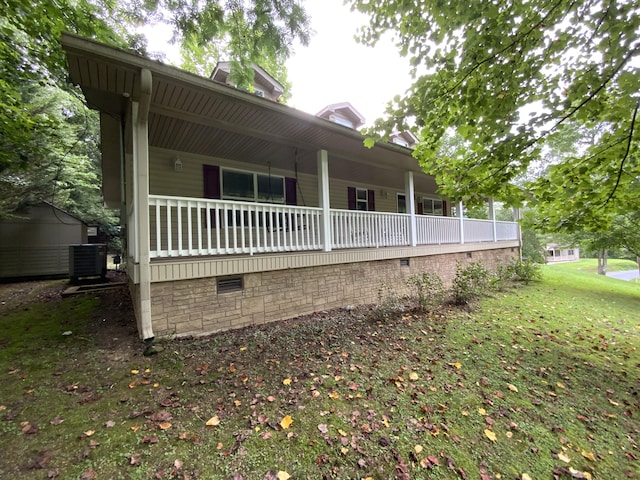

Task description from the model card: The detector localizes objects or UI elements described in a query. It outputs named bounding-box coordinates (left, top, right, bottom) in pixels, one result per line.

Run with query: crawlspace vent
left=217, top=276, right=243, bottom=293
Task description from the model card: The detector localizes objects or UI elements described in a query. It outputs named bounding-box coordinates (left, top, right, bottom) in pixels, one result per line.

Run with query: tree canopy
left=348, top=0, right=639, bottom=232
left=1, top=0, right=310, bottom=221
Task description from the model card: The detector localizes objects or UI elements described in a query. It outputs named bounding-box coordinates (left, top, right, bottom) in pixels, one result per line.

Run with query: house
left=61, top=33, right=520, bottom=341
left=0, top=202, right=88, bottom=279
left=545, top=244, right=580, bottom=263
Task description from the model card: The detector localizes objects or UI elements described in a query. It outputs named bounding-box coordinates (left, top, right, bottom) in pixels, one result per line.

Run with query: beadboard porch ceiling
left=61, top=33, right=439, bottom=193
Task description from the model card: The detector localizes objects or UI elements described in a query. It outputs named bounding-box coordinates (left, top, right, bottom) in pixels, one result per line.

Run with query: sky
left=285, top=0, right=412, bottom=126
left=142, top=0, right=412, bottom=127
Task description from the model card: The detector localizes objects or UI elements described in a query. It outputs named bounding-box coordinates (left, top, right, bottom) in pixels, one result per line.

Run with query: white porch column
left=317, top=149, right=332, bottom=252
left=404, top=171, right=417, bottom=247
left=133, top=68, right=154, bottom=340
left=489, top=198, right=497, bottom=242
left=458, top=200, right=465, bottom=244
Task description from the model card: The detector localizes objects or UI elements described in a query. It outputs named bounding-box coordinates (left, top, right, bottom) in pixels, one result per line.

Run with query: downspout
left=135, top=68, right=154, bottom=340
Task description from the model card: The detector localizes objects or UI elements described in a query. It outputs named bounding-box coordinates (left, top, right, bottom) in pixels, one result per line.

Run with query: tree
left=348, top=0, right=640, bottom=232
left=1, top=0, right=310, bottom=218
left=170, top=0, right=310, bottom=92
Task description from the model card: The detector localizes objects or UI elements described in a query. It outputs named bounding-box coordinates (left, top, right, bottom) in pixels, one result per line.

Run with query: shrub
left=510, top=258, right=542, bottom=284
left=451, top=261, right=491, bottom=305
left=407, top=271, right=446, bottom=312
left=374, top=283, right=405, bottom=320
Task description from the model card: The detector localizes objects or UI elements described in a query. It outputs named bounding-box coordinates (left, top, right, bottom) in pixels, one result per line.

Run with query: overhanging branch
left=603, top=99, right=639, bottom=206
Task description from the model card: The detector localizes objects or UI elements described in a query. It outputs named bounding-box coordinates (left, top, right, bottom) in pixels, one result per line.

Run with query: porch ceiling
left=62, top=33, right=438, bottom=193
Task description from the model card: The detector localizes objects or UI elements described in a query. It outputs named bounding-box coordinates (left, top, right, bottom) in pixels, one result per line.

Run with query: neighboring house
left=545, top=244, right=580, bottom=263
left=0, top=202, right=88, bottom=279
left=61, top=33, right=520, bottom=341
left=210, top=61, right=284, bottom=102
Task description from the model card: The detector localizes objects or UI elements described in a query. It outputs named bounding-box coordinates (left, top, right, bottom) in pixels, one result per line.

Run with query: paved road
left=606, top=270, right=640, bottom=281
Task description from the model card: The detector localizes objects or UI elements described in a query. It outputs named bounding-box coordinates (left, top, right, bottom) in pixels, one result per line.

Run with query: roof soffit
left=61, top=33, right=434, bottom=182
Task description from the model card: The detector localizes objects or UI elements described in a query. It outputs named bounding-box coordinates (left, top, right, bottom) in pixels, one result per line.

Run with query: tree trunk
left=597, top=250, right=608, bottom=275
left=637, top=256, right=639, bottom=276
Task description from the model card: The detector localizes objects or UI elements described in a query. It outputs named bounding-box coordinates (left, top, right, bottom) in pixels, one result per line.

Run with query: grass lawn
left=0, top=264, right=638, bottom=480
left=558, top=258, right=639, bottom=274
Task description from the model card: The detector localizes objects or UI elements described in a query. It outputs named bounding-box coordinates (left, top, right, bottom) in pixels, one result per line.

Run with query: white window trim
left=221, top=167, right=285, bottom=204
left=356, top=187, right=368, bottom=211
left=422, top=196, right=444, bottom=216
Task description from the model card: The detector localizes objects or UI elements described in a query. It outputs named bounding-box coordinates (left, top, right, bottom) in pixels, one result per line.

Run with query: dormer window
left=329, top=114, right=354, bottom=128
left=392, top=137, right=409, bottom=147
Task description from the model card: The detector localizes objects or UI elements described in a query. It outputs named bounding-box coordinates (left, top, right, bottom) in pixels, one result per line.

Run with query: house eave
left=61, top=33, right=427, bottom=180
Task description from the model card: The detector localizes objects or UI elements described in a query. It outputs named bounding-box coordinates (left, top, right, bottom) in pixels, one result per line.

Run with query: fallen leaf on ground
left=558, top=452, right=571, bottom=463
left=283, top=378, right=292, bottom=385
left=484, top=429, right=497, bottom=442
left=280, top=415, right=293, bottom=429
left=206, top=416, right=220, bottom=427
left=581, top=449, right=596, bottom=462
left=277, top=471, right=290, bottom=480
left=507, top=383, right=518, bottom=392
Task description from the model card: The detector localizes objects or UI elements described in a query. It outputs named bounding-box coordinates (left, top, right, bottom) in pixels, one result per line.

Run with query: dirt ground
left=0, top=271, right=140, bottom=353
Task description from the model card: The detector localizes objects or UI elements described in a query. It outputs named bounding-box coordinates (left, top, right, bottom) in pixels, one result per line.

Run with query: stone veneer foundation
left=144, top=247, right=518, bottom=338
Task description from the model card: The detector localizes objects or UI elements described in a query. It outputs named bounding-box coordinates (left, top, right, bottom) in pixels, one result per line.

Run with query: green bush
left=407, top=271, right=446, bottom=311
left=451, top=261, right=491, bottom=305
left=510, top=258, right=542, bottom=284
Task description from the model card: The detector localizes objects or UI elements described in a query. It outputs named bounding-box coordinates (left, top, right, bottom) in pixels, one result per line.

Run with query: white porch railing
left=331, top=209, right=410, bottom=249
left=496, top=221, right=519, bottom=241
left=464, top=219, right=495, bottom=243
left=149, top=196, right=323, bottom=258
left=416, top=215, right=461, bottom=244
left=147, top=195, right=519, bottom=258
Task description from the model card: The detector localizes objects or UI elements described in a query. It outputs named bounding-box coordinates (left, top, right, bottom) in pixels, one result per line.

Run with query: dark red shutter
left=347, top=187, right=356, bottom=210
left=442, top=200, right=447, bottom=216
left=367, top=189, right=375, bottom=211
left=285, top=177, right=297, bottom=205
left=418, top=200, right=424, bottom=215
left=203, top=165, right=220, bottom=199
left=203, top=165, right=220, bottom=227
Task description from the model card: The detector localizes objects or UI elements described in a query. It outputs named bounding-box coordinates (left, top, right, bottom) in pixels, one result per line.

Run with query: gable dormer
left=389, top=131, right=419, bottom=148
left=316, top=102, right=366, bottom=129
left=210, top=61, right=285, bottom=102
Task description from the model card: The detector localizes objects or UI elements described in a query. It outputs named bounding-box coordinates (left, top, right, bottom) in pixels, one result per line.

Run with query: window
left=222, top=169, right=254, bottom=200
left=329, top=114, right=354, bottom=128
left=221, top=168, right=285, bottom=203
left=397, top=194, right=407, bottom=213
left=567, top=249, right=574, bottom=256
left=423, top=197, right=443, bottom=215
left=254, top=88, right=265, bottom=97
left=392, top=137, right=409, bottom=147
left=257, top=174, right=285, bottom=202
left=356, top=188, right=368, bottom=211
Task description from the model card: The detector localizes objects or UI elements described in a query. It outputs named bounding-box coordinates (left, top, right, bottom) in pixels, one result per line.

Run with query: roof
left=210, top=61, right=285, bottom=98
left=61, top=33, right=439, bottom=202
left=316, top=102, right=366, bottom=129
